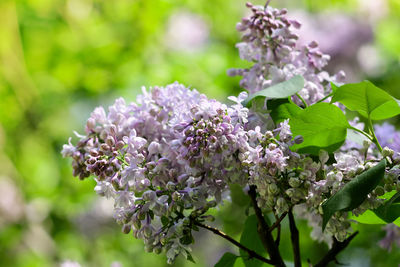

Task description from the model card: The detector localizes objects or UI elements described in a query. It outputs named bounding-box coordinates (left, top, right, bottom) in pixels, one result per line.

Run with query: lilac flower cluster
left=240, top=120, right=313, bottom=216
left=228, top=2, right=345, bottom=106
left=62, top=83, right=250, bottom=263
left=62, top=2, right=400, bottom=262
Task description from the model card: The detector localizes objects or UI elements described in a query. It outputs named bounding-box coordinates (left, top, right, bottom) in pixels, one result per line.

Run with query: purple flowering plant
left=62, top=1, right=400, bottom=266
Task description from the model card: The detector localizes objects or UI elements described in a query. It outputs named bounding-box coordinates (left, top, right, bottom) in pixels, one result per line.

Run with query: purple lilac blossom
left=228, top=2, right=346, bottom=106
left=62, top=83, right=249, bottom=264
left=62, top=3, right=400, bottom=262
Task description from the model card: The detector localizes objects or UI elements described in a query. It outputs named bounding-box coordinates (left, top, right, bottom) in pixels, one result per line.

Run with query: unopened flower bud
left=122, top=224, right=131, bottom=234
left=289, top=177, right=301, bottom=188
left=363, top=139, right=372, bottom=148
left=166, top=182, right=176, bottom=191
left=89, top=149, right=99, bottom=157
left=132, top=217, right=141, bottom=230
left=153, top=245, right=163, bottom=254
left=144, top=243, right=154, bottom=253
left=106, top=136, right=115, bottom=146
left=143, top=225, right=152, bottom=238
left=384, top=184, right=393, bottom=192
left=294, top=135, right=304, bottom=144
left=382, top=147, right=394, bottom=158
left=374, top=186, right=385, bottom=196
left=109, top=125, right=117, bottom=136
left=115, top=141, right=125, bottom=150
left=87, top=118, right=96, bottom=130
left=100, top=143, right=110, bottom=151
left=207, top=200, right=217, bottom=208
left=143, top=190, right=156, bottom=201
left=267, top=183, right=279, bottom=195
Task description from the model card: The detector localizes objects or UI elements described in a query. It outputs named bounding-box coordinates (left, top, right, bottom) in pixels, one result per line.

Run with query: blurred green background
left=0, top=0, right=400, bottom=266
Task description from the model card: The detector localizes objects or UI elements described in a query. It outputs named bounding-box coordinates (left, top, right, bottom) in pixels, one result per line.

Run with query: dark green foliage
left=322, top=160, right=387, bottom=230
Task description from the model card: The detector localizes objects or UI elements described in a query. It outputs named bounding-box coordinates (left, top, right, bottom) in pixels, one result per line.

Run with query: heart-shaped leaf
left=289, top=103, right=350, bottom=155
left=322, top=159, right=386, bottom=230
left=331, top=80, right=400, bottom=120
left=242, top=75, right=304, bottom=107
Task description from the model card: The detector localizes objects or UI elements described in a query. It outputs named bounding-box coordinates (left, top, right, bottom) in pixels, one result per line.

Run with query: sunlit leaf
left=289, top=103, right=349, bottom=155
left=269, top=102, right=302, bottom=124
left=331, top=80, right=400, bottom=120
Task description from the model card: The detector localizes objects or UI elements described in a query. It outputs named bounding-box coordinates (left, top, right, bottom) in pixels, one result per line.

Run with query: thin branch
left=275, top=223, right=281, bottom=246
left=288, top=210, right=301, bottom=267
left=269, top=212, right=287, bottom=233
left=249, top=186, right=286, bottom=267
left=272, top=212, right=283, bottom=246
left=265, top=0, right=272, bottom=9
left=194, top=222, right=274, bottom=265
left=314, top=231, right=359, bottom=267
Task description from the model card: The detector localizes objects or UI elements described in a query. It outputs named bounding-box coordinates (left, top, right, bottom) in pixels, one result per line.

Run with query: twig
left=275, top=223, right=281, bottom=246
left=249, top=186, right=286, bottom=267
left=314, top=231, right=359, bottom=267
left=288, top=210, right=301, bottom=267
left=272, top=212, right=283, bottom=246
left=269, top=212, right=287, bottom=233
left=265, top=0, right=272, bottom=9
left=194, top=221, right=274, bottom=265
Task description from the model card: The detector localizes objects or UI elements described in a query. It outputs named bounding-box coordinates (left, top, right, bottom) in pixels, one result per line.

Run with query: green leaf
left=289, top=103, right=349, bottom=155
left=269, top=102, right=302, bottom=125
left=161, top=216, right=169, bottom=227
left=214, top=252, right=239, bottom=267
left=242, top=75, right=305, bottom=106
left=331, top=82, right=338, bottom=93
left=349, top=210, right=387, bottom=225
left=374, top=191, right=400, bottom=223
left=322, top=159, right=386, bottom=230
left=186, top=250, right=196, bottom=263
left=331, top=80, right=400, bottom=120
left=240, top=215, right=267, bottom=267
